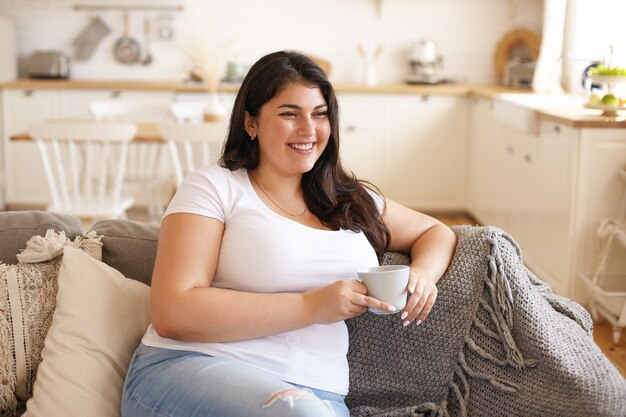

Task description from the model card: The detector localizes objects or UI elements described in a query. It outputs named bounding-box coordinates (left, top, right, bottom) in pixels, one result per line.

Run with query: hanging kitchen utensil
left=141, top=15, right=153, bottom=65
left=157, top=12, right=174, bottom=40
left=113, top=12, right=141, bottom=64
left=73, top=16, right=111, bottom=61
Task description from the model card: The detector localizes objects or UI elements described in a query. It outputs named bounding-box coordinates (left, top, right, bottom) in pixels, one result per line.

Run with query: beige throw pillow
left=24, top=246, right=150, bottom=417
left=0, top=230, right=102, bottom=414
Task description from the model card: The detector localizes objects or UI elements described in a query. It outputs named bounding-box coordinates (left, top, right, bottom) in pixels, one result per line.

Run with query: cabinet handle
left=553, top=124, right=561, bottom=134
left=421, top=95, right=431, bottom=102
left=346, top=125, right=356, bottom=132
left=506, top=145, right=514, bottom=153
left=110, top=90, right=122, bottom=98
left=524, top=154, right=532, bottom=163
left=23, top=90, right=34, bottom=97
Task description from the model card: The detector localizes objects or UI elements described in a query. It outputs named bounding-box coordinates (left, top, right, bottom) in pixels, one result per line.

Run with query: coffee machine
left=406, top=40, right=446, bottom=84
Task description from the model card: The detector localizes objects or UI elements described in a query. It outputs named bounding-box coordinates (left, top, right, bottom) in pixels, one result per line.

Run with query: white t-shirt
left=141, top=164, right=381, bottom=394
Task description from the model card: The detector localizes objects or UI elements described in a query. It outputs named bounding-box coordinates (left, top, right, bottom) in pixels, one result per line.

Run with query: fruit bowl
left=583, top=102, right=626, bottom=117
left=588, top=74, right=626, bottom=84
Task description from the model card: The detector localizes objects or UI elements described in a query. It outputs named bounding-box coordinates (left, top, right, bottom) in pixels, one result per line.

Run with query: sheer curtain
left=541, top=0, right=626, bottom=94
left=533, top=0, right=566, bottom=93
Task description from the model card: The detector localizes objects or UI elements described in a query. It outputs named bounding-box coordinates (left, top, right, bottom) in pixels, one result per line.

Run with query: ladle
left=141, top=15, right=153, bottom=65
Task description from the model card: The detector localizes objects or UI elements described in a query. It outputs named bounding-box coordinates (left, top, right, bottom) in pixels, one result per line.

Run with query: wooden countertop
left=536, top=108, right=626, bottom=128
left=2, top=79, right=624, bottom=128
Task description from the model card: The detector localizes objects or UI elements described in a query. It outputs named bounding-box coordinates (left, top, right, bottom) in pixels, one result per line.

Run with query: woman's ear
left=244, top=111, right=257, bottom=140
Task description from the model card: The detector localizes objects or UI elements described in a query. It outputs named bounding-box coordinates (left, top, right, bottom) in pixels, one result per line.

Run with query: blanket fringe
left=442, top=229, right=537, bottom=417
left=458, top=350, right=519, bottom=393
left=16, top=230, right=103, bottom=264
left=473, top=315, right=499, bottom=340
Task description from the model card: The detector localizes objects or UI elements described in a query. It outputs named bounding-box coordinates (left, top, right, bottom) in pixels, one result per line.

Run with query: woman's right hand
left=302, top=279, right=397, bottom=324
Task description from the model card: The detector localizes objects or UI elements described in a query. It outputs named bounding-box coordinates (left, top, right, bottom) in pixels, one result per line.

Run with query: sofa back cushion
left=0, top=211, right=82, bottom=265
left=88, top=219, right=158, bottom=286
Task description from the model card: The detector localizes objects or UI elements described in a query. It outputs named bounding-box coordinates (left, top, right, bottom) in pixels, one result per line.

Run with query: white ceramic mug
left=357, top=265, right=410, bottom=315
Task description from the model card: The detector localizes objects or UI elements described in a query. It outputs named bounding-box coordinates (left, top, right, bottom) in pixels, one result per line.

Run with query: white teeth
left=290, top=143, right=314, bottom=150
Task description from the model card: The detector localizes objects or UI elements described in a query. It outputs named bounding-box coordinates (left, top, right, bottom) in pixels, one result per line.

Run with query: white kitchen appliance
left=406, top=40, right=449, bottom=84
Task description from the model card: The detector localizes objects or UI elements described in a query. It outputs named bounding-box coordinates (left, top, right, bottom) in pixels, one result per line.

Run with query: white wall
left=0, top=0, right=543, bottom=84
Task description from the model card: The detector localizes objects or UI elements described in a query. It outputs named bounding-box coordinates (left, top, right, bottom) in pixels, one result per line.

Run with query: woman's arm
left=382, top=198, right=457, bottom=326
left=150, top=213, right=396, bottom=343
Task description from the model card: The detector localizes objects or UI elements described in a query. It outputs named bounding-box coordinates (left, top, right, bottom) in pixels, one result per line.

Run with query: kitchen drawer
left=539, top=119, right=577, bottom=138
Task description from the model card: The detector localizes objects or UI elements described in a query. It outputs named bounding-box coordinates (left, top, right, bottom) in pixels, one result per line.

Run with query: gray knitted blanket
left=346, top=226, right=626, bottom=417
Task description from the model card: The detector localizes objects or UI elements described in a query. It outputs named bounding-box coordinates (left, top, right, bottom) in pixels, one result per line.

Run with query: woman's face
left=245, top=82, right=331, bottom=177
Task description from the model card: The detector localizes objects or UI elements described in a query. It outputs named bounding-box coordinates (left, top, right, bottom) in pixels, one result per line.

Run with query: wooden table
left=10, top=122, right=163, bottom=143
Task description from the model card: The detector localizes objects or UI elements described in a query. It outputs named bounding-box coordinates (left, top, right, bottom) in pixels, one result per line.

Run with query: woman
left=121, top=51, right=457, bottom=417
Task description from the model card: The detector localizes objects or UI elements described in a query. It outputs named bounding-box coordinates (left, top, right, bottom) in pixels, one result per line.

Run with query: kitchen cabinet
left=469, top=97, right=539, bottom=251
left=467, top=97, right=501, bottom=225
left=337, top=93, right=466, bottom=210
left=467, top=96, right=626, bottom=303
left=337, top=94, right=388, bottom=189
left=531, top=120, right=577, bottom=296
left=573, top=128, right=626, bottom=298
left=385, top=95, right=466, bottom=210
left=468, top=97, right=576, bottom=296
left=2, top=89, right=58, bottom=205
left=3, top=89, right=469, bottom=210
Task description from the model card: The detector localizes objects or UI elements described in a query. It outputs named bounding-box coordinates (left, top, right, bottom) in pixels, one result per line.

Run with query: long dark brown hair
left=220, top=50, right=390, bottom=258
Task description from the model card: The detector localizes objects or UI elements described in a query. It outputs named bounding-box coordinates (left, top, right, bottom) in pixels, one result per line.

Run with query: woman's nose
left=297, top=116, right=315, bottom=136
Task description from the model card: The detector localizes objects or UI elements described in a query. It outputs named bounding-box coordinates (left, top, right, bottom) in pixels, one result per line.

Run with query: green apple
left=601, top=93, right=619, bottom=107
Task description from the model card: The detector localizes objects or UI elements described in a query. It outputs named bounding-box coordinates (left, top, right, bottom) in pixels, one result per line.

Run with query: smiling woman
left=120, top=50, right=458, bottom=417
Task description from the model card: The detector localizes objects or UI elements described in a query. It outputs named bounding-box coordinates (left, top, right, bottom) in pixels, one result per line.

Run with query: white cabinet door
left=572, top=128, right=626, bottom=303
left=530, top=120, right=577, bottom=296
left=337, top=94, right=388, bottom=191
left=2, top=89, right=58, bottom=206
left=385, top=95, right=467, bottom=210
left=500, top=127, right=539, bottom=252
left=467, top=97, right=502, bottom=225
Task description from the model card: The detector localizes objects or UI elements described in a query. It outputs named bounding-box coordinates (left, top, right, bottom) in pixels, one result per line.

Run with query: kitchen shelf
left=73, top=3, right=183, bottom=12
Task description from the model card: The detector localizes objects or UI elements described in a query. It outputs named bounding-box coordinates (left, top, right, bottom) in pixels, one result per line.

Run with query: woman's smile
left=288, top=142, right=316, bottom=152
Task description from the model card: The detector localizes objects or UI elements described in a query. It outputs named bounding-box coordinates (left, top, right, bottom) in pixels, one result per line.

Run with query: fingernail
left=387, top=305, right=397, bottom=312
left=403, top=320, right=410, bottom=327
left=400, top=311, right=408, bottom=320
left=415, top=320, right=422, bottom=326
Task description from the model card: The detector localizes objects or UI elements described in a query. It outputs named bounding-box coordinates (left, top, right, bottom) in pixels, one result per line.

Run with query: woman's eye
left=313, top=111, right=328, bottom=118
left=280, top=112, right=297, bottom=117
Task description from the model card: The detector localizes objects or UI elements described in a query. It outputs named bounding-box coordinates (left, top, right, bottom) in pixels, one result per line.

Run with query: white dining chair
left=170, top=101, right=207, bottom=124
left=28, top=121, right=137, bottom=220
left=89, top=99, right=171, bottom=221
left=158, top=122, right=226, bottom=186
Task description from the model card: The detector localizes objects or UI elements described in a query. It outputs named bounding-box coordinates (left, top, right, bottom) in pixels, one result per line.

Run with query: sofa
left=0, top=210, right=625, bottom=417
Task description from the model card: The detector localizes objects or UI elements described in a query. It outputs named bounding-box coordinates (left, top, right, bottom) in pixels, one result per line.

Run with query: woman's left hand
left=400, top=270, right=438, bottom=327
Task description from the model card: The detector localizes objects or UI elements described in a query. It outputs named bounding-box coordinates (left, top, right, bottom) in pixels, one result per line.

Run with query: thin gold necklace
left=249, top=173, right=307, bottom=218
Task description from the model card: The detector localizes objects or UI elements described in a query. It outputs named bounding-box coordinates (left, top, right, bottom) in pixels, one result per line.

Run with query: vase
left=203, top=93, right=226, bottom=122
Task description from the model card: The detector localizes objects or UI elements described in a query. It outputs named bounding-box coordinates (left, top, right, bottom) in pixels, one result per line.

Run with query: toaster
left=26, top=51, right=70, bottom=79
left=503, top=58, right=535, bottom=88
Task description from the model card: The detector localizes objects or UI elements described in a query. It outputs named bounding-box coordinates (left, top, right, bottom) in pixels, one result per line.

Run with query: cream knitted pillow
left=0, top=230, right=102, bottom=414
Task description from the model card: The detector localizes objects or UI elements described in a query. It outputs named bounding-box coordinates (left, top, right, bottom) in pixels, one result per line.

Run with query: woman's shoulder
left=187, top=164, right=247, bottom=187
left=165, top=165, right=247, bottom=220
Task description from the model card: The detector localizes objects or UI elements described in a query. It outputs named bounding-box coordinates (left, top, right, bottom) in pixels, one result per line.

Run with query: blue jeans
left=121, top=343, right=350, bottom=417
